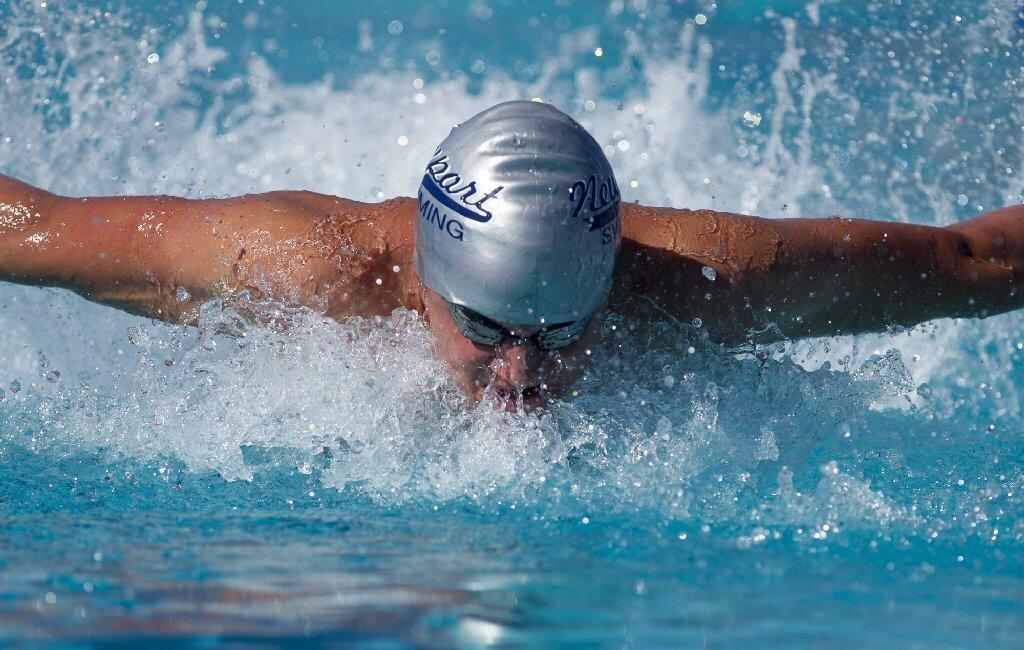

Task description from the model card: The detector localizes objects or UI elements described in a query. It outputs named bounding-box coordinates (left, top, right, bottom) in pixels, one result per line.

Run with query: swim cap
left=414, top=100, right=621, bottom=325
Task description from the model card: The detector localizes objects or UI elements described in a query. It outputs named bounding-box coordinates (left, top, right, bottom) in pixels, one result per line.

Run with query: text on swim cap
left=418, top=187, right=465, bottom=242
left=569, top=174, right=620, bottom=234
left=601, top=219, right=620, bottom=246
left=423, top=149, right=504, bottom=223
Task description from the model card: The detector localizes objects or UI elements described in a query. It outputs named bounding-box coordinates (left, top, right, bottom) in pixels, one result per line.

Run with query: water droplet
left=692, top=317, right=703, bottom=328
left=387, top=20, right=403, bottom=35
left=146, top=53, right=159, bottom=64
left=957, top=194, right=969, bottom=206
left=701, top=266, right=717, bottom=281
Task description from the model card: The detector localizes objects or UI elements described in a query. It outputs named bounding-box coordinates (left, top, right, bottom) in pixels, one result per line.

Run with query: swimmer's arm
left=0, top=174, right=405, bottom=322
left=619, top=203, right=1024, bottom=345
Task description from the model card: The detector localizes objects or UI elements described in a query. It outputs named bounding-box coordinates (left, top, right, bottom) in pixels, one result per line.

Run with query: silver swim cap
left=414, top=100, right=621, bottom=326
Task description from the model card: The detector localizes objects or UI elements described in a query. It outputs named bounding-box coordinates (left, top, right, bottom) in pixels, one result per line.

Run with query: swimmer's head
left=414, top=100, right=621, bottom=326
left=413, top=100, right=620, bottom=409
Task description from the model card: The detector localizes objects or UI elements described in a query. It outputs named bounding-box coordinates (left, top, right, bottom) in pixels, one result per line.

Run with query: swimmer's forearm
left=0, top=174, right=63, bottom=282
left=744, top=215, right=1024, bottom=341
left=0, top=174, right=265, bottom=321
left=0, top=176, right=210, bottom=320
left=620, top=203, right=1024, bottom=344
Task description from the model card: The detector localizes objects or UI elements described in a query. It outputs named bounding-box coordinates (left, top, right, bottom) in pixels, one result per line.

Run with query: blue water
left=2, top=0, right=1024, bottom=645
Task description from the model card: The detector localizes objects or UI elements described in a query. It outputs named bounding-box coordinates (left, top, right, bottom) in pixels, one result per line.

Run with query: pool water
left=2, top=0, right=1024, bottom=645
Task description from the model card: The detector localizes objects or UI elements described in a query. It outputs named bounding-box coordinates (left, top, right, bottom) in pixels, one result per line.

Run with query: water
left=2, top=0, right=1024, bottom=645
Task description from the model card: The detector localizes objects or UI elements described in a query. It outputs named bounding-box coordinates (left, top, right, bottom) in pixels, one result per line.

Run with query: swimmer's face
left=421, top=287, right=603, bottom=411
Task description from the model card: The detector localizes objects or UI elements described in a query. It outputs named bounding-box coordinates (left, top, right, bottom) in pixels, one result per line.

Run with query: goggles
left=444, top=299, right=591, bottom=350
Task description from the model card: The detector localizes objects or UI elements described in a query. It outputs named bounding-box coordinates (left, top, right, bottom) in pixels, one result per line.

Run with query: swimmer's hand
left=618, top=202, right=1024, bottom=345
left=0, top=174, right=415, bottom=323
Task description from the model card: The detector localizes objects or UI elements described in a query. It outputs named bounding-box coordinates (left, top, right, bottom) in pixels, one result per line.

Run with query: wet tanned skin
left=3, top=173, right=1024, bottom=404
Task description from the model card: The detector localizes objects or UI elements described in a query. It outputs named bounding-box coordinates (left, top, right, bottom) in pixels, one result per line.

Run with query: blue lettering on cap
left=418, top=188, right=465, bottom=242
left=569, top=174, right=620, bottom=232
left=423, top=149, right=503, bottom=223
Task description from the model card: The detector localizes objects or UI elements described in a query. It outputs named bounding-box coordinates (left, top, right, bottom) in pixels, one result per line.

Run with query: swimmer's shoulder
left=282, top=190, right=416, bottom=261
left=265, top=190, right=415, bottom=237
left=259, top=191, right=421, bottom=316
left=621, top=202, right=779, bottom=255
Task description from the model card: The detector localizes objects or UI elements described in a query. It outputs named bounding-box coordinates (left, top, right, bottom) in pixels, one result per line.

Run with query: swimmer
left=2, top=100, right=1024, bottom=410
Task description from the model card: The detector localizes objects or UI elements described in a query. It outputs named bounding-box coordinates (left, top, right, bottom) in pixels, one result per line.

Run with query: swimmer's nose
left=490, top=339, right=541, bottom=390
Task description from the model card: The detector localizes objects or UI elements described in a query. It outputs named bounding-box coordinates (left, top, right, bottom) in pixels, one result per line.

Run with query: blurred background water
left=1, top=0, right=1024, bottom=645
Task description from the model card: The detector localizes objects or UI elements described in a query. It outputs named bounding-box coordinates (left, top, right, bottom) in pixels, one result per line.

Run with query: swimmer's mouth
left=492, top=385, right=545, bottom=409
